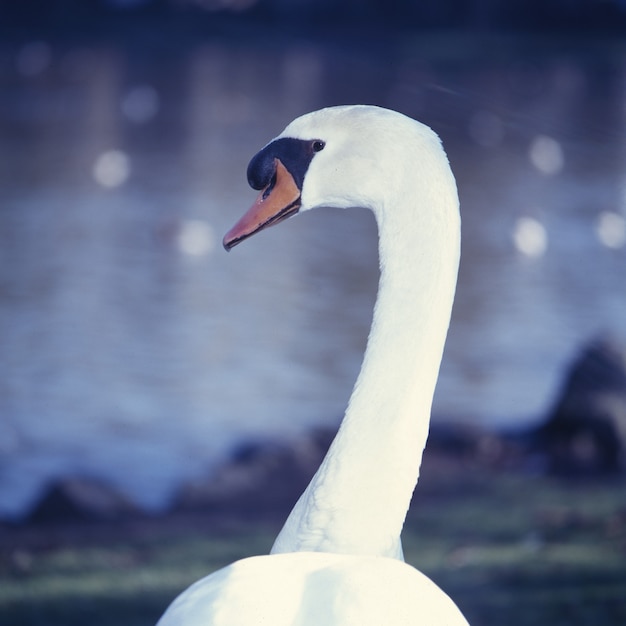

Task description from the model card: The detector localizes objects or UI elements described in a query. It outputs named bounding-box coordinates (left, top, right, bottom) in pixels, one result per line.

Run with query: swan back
left=157, top=552, right=469, bottom=626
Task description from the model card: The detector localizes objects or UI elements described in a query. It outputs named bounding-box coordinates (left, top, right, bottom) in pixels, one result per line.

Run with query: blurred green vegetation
left=1, top=462, right=625, bottom=626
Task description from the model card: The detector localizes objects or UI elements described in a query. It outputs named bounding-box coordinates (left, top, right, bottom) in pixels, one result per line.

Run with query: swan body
left=157, top=105, right=466, bottom=625
left=157, top=552, right=467, bottom=625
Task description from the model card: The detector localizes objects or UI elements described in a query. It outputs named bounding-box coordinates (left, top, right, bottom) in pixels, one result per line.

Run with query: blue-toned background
left=1, top=1, right=625, bottom=518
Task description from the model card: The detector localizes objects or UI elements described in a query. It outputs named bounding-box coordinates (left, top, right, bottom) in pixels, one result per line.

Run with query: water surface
left=1, top=34, right=625, bottom=516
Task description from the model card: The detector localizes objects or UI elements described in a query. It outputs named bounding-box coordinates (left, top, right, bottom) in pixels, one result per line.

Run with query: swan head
left=223, top=105, right=450, bottom=250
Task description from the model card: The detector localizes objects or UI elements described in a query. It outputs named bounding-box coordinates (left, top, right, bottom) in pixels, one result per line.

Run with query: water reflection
left=1, top=35, right=625, bottom=517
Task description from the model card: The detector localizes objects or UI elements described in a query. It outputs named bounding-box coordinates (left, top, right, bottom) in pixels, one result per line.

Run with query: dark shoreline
left=2, top=448, right=625, bottom=626
left=0, top=420, right=523, bottom=531
left=0, top=419, right=610, bottom=547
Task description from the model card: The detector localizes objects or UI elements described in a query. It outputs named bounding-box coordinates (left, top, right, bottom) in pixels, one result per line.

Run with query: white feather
left=157, top=105, right=467, bottom=625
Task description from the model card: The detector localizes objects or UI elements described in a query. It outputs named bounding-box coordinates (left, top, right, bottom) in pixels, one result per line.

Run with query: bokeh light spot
left=16, top=41, right=51, bottom=77
left=513, top=216, right=548, bottom=258
left=529, top=135, right=564, bottom=176
left=177, top=220, right=215, bottom=257
left=596, top=211, right=626, bottom=249
left=121, top=85, right=160, bottom=124
left=92, top=150, right=131, bottom=188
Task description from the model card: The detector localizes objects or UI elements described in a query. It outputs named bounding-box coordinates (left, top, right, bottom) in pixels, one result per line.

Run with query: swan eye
left=312, top=140, right=325, bottom=153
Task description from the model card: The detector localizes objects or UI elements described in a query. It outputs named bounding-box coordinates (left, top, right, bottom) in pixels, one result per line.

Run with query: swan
left=157, top=105, right=467, bottom=625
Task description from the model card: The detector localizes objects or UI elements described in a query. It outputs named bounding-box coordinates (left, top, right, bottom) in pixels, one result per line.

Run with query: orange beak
left=223, top=159, right=302, bottom=251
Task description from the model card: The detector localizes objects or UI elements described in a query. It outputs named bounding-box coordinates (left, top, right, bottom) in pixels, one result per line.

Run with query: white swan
left=157, top=105, right=467, bottom=625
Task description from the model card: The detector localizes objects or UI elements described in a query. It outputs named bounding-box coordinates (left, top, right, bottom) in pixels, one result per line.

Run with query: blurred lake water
left=1, top=32, right=625, bottom=517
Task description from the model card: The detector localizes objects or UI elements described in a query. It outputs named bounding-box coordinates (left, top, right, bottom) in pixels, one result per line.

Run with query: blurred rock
left=536, top=337, right=626, bottom=476
left=175, top=429, right=333, bottom=517
left=27, top=478, right=140, bottom=523
left=427, top=422, right=526, bottom=469
left=175, top=422, right=528, bottom=518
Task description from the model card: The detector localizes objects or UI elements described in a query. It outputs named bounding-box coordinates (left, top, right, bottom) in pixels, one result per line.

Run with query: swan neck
left=340, top=200, right=459, bottom=553
left=272, top=150, right=460, bottom=558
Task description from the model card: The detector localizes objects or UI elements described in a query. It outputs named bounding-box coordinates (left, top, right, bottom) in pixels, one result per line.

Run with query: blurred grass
left=1, top=458, right=625, bottom=626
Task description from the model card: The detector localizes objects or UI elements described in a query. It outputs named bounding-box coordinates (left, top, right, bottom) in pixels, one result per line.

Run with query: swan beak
left=223, top=159, right=302, bottom=251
